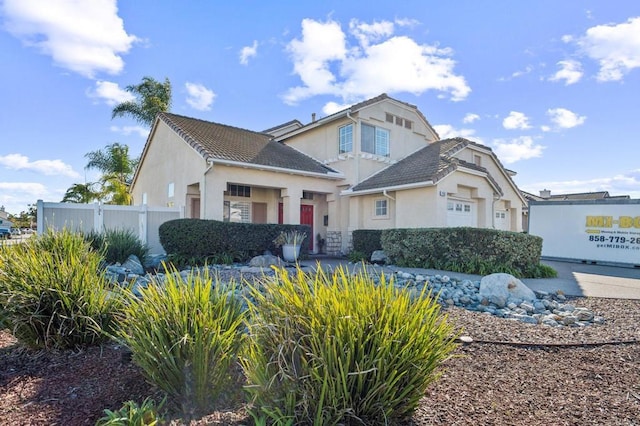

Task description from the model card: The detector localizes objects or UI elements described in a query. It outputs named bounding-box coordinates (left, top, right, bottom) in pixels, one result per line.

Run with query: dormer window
left=361, top=123, right=390, bottom=157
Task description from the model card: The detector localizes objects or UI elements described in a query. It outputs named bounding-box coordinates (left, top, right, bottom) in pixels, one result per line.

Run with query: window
left=404, top=119, right=413, bottom=130
left=385, top=113, right=394, bottom=123
left=464, top=205, right=471, bottom=213
left=339, top=124, right=353, bottom=153
left=455, top=203, right=463, bottom=212
left=374, top=199, right=388, bottom=217
left=167, top=182, right=175, bottom=198
left=226, top=184, right=251, bottom=197
left=361, top=123, right=390, bottom=156
left=224, top=201, right=250, bottom=223
left=447, top=201, right=454, bottom=211
left=302, top=191, right=314, bottom=200
left=474, top=155, right=482, bottom=167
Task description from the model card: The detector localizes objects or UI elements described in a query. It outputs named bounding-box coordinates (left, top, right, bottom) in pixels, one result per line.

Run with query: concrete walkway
left=303, top=256, right=640, bottom=300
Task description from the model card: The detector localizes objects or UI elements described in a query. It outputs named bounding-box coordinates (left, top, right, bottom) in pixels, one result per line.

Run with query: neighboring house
left=131, top=94, right=526, bottom=255
left=521, top=190, right=631, bottom=231
left=0, top=205, right=13, bottom=231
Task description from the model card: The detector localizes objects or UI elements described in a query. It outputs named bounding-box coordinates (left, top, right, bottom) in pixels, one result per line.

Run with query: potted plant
left=273, top=229, right=307, bottom=262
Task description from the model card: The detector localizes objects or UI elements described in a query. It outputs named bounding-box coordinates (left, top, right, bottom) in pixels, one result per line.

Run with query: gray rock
left=479, top=274, right=536, bottom=308
left=520, top=302, right=535, bottom=313
left=561, top=315, right=578, bottom=326
left=248, top=254, right=283, bottom=268
left=122, top=255, right=145, bottom=275
left=370, top=250, right=388, bottom=264
left=144, top=254, right=167, bottom=269
left=574, top=308, right=595, bottom=322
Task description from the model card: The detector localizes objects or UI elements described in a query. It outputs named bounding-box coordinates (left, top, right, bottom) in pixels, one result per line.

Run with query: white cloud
left=512, top=65, right=533, bottom=78
left=90, top=80, right=135, bottom=105
left=547, top=108, right=586, bottom=129
left=432, top=124, right=478, bottom=141
left=502, top=111, right=531, bottom=130
left=283, top=18, right=470, bottom=105
left=185, top=82, right=216, bottom=111
left=239, top=40, right=258, bottom=65
left=322, top=101, right=352, bottom=115
left=463, top=113, right=480, bottom=124
left=492, top=137, right=544, bottom=164
left=567, top=16, right=640, bottom=82
left=1, top=0, right=138, bottom=78
left=0, top=154, right=80, bottom=178
left=549, top=60, right=583, bottom=85
left=522, top=169, right=640, bottom=199
left=109, top=125, right=148, bottom=138
left=0, top=182, right=51, bottom=214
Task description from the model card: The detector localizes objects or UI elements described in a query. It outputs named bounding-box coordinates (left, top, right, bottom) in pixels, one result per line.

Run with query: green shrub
left=351, top=229, right=382, bottom=260
left=96, top=397, right=166, bottom=426
left=0, top=228, right=122, bottom=350
left=85, top=228, right=149, bottom=265
left=382, top=227, right=545, bottom=277
left=347, top=250, right=368, bottom=263
left=242, top=267, right=458, bottom=425
left=159, top=219, right=310, bottom=263
left=114, top=267, right=245, bottom=417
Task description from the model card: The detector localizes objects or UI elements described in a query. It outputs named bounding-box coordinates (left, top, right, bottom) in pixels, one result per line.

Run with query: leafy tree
left=61, top=183, right=100, bottom=204
left=111, top=76, right=172, bottom=128
left=85, top=143, right=138, bottom=205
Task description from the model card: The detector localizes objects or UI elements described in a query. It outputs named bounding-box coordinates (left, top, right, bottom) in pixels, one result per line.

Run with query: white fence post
left=139, top=204, right=148, bottom=246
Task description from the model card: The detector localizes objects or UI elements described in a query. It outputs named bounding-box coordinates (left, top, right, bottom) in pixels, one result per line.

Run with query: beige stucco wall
left=131, top=121, right=206, bottom=213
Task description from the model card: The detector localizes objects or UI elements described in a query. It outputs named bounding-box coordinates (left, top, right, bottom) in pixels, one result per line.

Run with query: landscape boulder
left=479, top=273, right=536, bottom=308
left=370, top=250, right=388, bottom=264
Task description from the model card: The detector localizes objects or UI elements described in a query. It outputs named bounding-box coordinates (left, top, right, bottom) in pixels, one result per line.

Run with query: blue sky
left=1, top=0, right=639, bottom=215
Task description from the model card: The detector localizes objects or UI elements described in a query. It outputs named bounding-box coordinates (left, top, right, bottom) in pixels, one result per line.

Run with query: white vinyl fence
left=37, top=200, right=182, bottom=255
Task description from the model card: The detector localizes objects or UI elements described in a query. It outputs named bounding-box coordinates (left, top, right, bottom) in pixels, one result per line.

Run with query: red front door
left=278, top=203, right=314, bottom=251
left=300, top=204, right=314, bottom=250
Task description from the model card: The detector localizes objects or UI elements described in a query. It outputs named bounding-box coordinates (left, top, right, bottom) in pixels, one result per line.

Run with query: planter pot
left=282, top=244, right=301, bottom=263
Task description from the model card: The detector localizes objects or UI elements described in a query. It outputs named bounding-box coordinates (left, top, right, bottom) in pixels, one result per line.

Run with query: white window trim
left=373, top=198, right=389, bottom=219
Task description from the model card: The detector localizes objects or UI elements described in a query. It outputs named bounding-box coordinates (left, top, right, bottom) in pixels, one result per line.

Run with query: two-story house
left=131, top=94, right=526, bottom=254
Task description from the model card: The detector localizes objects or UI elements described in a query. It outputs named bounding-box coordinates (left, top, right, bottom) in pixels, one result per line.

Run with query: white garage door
left=494, top=210, right=510, bottom=230
left=447, top=200, right=477, bottom=227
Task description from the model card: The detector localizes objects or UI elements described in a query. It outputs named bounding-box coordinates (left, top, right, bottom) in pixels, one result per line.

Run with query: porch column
left=203, top=175, right=225, bottom=220
left=281, top=188, right=301, bottom=224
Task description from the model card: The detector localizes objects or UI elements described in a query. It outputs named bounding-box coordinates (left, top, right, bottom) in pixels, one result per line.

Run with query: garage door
left=494, top=210, right=510, bottom=231
left=447, top=200, right=476, bottom=227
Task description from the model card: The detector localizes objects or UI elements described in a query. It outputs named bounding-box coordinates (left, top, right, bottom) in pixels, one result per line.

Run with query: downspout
left=382, top=190, right=395, bottom=201
left=202, top=160, right=214, bottom=218
left=346, top=111, right=358, bottom=182
left=492, top=193, right=500, bottom=229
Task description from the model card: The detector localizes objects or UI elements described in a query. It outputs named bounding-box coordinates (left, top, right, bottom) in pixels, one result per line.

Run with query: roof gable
left=350, top=137, right=504, bottom=194
left=158, top=113, right=338, bottom=176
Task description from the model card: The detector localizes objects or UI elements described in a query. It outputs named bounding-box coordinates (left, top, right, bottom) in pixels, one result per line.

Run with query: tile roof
left=262, top=119, right=303, bottom=135
left=158, top=113, right=338, bottom=176
left=351, top=138, right=502, bottom=194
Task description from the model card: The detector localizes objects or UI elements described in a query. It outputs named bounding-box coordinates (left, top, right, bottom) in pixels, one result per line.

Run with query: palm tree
left=85, top=143, right=138, bottom=205
left=111, top=76, right=172, bottom=128
left=61, top=183, right=100, bottom=203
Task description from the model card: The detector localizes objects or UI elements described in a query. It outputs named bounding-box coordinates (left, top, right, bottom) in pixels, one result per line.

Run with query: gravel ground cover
left=1, top=271, right=639, bottom=425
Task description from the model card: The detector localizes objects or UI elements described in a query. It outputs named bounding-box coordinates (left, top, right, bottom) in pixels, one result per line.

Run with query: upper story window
left=361, top=123, right=390, bottom=157
left=474, top=154, right=482, bottom=167
left=339, top=124, right=353, bottom=153
left=226, top=183, right=251, bottom=197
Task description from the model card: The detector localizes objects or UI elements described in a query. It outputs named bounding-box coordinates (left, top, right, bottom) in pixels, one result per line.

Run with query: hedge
left=381, top=227, right=543, bottom=277
left=159, top=219, right=311, bottom=262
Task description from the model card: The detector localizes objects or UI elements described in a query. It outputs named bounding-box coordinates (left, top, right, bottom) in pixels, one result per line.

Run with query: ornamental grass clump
left=242, top=267, right=459, bottom=426
left=114, top=266, right=245, bottom=417
left=0, top=228, right=121, bottom=350
left=84, top=228, right=149, bottom=265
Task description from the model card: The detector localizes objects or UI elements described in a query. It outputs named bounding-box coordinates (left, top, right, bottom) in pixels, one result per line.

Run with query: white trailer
left=528, top=199, right=640, bottom=267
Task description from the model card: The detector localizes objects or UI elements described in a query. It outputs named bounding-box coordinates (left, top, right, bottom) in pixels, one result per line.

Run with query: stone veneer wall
left=326, top=230, right=342, bottom=256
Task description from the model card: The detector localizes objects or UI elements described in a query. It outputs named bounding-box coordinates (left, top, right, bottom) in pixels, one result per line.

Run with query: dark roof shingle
left=351, top=137, right=502, bottom=194
left=159, top=113, right=337, bottom=175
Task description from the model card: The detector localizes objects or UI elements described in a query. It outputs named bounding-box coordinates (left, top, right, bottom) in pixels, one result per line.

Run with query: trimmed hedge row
left=351, top=229, right=383, bottom=260
left=158, top=219, right=311, bottom=262
left=381, top=227, right=543, bottom=277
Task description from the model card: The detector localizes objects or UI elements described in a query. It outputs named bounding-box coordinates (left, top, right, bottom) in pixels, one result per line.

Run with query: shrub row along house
left=131, top=94, right=526, bottom=255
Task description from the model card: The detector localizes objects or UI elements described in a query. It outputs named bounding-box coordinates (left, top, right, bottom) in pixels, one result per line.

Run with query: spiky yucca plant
left=0, top=228, right=121, bottom=349
left=242, top=267, right=459, bottom=426
left=114, top=267, right=245, bottom=417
